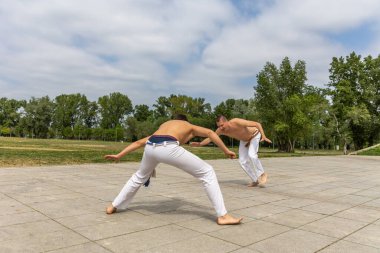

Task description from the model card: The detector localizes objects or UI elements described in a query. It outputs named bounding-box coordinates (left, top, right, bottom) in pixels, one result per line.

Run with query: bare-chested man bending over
left=104, top=114, right=242, bottom=225
left=191, top=115, right=272, bottom=187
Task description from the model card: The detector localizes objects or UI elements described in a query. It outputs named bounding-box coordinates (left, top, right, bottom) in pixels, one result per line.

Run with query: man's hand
left=190, top=142, right=201, bottom=147
left=225, top=150, right=236, bottom=159
left=261, top=136, right=272, bottom=143
left=104, top=155, right=120, bottom=162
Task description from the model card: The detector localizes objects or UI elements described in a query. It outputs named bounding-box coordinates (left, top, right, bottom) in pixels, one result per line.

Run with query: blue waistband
left=148, top=135, right=178, bottom=143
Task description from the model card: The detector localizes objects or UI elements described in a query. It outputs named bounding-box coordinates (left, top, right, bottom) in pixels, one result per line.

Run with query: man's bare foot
left=258, top=173, right=268, bottom=186
left=217, top=214, right=243, bottom=225
left=248, top=181, right=258, bottom=187
left=106, top=205, right=117, bottom=214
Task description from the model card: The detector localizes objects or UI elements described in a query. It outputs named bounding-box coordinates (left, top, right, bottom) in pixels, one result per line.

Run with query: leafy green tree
left=136, top=121, right=156, bottom=139
left=98, top=92, right=133, bottom=129
left=91, top=128, right=104, bottom=140
left=363, top=55, right=380, bottom=146
left=125, top=117, right=138, bottom=142
left=80, top=100, right=98, bottom=129
left=153, top=96, right=170, bottom=118
left=0, top=98, right=25, bottom=132
left=1, top=126, right=11, bottom=136
left=255, top=57, right=326, bottom=152
left=18, top=96, right=53, bottom=138
left=134, top=104, right=152, bottom=121
left=52, top=94, right=97, bottom=138
left=152, top=94, right=211, bottom=119
left=328, top=52, right=380, bottom=149
left=213, top=98, right=257, bottom=120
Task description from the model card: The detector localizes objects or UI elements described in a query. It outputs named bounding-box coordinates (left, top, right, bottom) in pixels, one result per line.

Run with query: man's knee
left=131, top=172, right=148, bottom=185
left=198, top=164, right=216, bottom=184
left=248, top=153, right=258, bottom=160
left=239, top=157, right=249, bottom=166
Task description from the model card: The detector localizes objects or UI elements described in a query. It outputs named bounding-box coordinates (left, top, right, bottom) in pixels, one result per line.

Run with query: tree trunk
left=277, top=138, right=288, bottom=152
left=277, top=137, right=295, bottom=153
left=343, top=139, right=347, bottom=155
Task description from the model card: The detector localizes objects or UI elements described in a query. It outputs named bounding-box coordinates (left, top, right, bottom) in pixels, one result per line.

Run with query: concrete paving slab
left=262, top=209, right=326, bottom=228
left=333, top=206, right=380, bottom=223
left=248, top=229, right=337, bottom=253
left=208, top=220, right=291, bottom=246
left=47, top=242, right=113, bottom=253
left=318, top=240, right=380, bottom=253
left=230, top=248, right=262, bottom=253
left=97, top=224, right=201, bottom=252
left=74, top=212, right=171, bottom=241
left=0, top=211, right=49, bottom=227
left=137, top=234, right=240, bottom=253
left=0, top=155, right=379, bottom=252
left=299, top=216, right=368, bottom=238
left=345, top=224, right=380, bottom=248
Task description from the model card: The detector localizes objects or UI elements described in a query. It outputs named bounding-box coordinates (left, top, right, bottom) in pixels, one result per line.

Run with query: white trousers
left=112, top=143, right=227, bottom=217
left=238, top=133, right=265, bottom=182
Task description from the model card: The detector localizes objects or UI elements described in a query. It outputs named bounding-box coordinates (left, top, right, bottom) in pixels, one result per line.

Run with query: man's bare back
left=153, top=120, right=196, bottom=144
left=216, top=118, right=271, bottom=143
left=217, top=120, right=258, bottom=142
left=191, top=117, right=271, bottom=146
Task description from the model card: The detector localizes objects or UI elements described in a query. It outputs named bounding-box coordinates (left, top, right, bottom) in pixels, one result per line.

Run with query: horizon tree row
left=1, top=52, right=379, bottom=151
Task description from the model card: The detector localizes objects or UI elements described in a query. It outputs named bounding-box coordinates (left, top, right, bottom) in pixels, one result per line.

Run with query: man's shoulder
left=230, top=118, right=245, bottom=125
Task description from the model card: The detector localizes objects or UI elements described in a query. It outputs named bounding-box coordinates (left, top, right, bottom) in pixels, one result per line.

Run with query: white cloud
left=175, top=0, right=380, bottom=96
left=1, top=0, right=380, bottom=107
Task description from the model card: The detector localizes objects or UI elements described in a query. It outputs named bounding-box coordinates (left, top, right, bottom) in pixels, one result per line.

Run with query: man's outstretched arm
left=104, top=136, right=150, bottom=161
left=190, top=128, right=221, bottom=147
left=192, top=126, right=235, bottom=158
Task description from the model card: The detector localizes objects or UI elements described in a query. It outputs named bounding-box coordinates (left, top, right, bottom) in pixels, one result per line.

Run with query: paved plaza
left=1, top=155, right=380, bottom=252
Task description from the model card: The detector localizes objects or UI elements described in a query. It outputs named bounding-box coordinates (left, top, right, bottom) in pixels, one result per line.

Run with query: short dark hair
left=173, top=114, right=188, bottom=121
left=216, top=115, right=227, bottom=122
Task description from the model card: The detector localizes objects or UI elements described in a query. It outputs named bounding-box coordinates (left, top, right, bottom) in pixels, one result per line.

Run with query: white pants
left=112, top=143, right=227, bottom=217
left=238, top=133, right=265, bottom=182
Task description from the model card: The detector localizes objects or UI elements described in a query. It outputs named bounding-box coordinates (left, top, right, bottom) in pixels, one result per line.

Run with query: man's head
left=216, top=115, right=228, bottom=130
left=173, top=113, right=189, bottom=122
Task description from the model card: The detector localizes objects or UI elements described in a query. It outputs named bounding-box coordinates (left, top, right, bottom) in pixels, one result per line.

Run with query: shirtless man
left=191, top=115, right=272, bottom=187
left=104, top=115, right=242, bottom=225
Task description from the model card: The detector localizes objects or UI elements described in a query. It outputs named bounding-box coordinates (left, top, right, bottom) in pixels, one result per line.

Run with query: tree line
left=1, top=52, right=379, bottom=152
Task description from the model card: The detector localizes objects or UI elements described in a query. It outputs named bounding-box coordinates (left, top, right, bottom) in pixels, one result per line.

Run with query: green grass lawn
left=358, top=146, right=380, bottom=156
left=0, top=137, right=343, bottom=167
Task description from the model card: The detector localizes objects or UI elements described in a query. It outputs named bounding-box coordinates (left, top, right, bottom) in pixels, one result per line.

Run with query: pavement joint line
left=228, top=197, right=380, bottom=251
left=2, top=192, right=115, bottom=252
left=1, top=157, right=380, bottom=252
left=314, top=217, right=380, bottom=252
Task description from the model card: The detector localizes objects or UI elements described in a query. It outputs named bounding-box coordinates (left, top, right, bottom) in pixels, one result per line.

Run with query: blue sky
left=1, top=0, right=380, bottom=107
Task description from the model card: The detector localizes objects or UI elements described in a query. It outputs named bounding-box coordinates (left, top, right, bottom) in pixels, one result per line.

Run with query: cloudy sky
left=1, top=0, right=380, bottom=107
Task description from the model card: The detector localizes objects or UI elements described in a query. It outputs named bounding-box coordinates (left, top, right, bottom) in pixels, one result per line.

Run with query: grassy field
left=358, top=146, right=380, bottom=156
left=0, top=137, right=343, bottom=167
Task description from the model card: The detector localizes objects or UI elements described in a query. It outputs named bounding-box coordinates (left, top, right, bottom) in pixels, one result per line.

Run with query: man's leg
left=156, top=144, right=241, bottom=224
left=107, top=146, right=158, bottom=213
left=238, top=141, right=259, bottom=185
left=248, top=134, right=267, bottom=185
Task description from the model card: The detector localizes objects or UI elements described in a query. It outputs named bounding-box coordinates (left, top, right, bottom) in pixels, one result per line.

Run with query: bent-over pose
left=104, top=115, right=242, bottom=225
left=191, top=115, right=272, bottom=187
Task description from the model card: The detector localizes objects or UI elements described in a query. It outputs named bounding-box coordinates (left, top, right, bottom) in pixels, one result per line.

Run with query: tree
left=80, top=100, right=98, bottom=129
left=52, top=94, right=98, bottom=138
left=18, top=96, right=53, bottom=138
left=152, top=94, right=211, bottom=119
left=98, top=92, right=133, bottom=129
left=328, top=52, right=380, bottom=150
left=255, top=57, right=326, bottom=152
left=214, top=98, right=257, bottom=120
left=0, top=98, right=25, bottom=134
left=133, top=104, right=152, bottom=121
left=53, top=94, right=80, bottom=134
